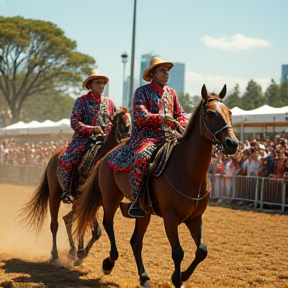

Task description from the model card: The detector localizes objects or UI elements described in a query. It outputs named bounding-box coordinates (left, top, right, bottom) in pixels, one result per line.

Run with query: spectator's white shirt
left=243, top=158, right=260, bottom=176
left=225, top=160, right=236, bottom=176
left=243, top=143, right=250, bottom=150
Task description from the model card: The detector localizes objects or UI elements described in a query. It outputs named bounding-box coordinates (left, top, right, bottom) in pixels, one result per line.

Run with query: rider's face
left=89, top=79, right=105, bottom=95
left=153, top=65, right=170, bottom=85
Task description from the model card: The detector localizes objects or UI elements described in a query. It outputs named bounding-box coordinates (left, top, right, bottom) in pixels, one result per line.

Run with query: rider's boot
left=60, top=190, right=73, bottom=204
left=128, top=196, right=145, bottom=218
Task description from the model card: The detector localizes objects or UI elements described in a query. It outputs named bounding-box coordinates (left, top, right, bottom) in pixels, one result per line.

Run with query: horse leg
left=163, top=210, right=184, bottom=288
left=130, top=215, right=151, bottom=287
left=48, top=197, right=61, bottom=263
left=181, top=216, right=207, bottom=282
left=102, top=197, right=122, bottom=275
left=76, top=219, right=102, bottom=264
left=62, top=210, right=77, bottom=261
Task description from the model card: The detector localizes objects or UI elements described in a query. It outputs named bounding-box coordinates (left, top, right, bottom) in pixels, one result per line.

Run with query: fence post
left=259, top=178, right=265, bottom=210
left=254, top=177, right=259, bottom=208
left=281, top=181, right=286, bottom=213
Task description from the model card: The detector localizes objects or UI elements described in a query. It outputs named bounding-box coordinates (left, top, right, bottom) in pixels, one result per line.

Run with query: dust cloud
left=0, top=184, right=72, bottom=262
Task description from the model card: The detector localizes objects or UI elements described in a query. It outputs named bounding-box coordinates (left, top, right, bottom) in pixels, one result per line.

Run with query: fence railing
left=210, top=174, right=288, bottom=212
left=0, top=164, right=287, bottom=213
left=0, top=163, right=45, bottom=184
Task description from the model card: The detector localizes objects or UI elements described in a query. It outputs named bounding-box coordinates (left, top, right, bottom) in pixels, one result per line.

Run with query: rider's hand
left=93, top=126, right=104, bottom=135
left=162, top=116, right=178, bottom=130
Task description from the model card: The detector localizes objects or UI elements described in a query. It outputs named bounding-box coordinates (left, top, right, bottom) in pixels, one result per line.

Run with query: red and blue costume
left=108, top=82, right=187, bottom=201
left=57, top=91, right=116, bottom=193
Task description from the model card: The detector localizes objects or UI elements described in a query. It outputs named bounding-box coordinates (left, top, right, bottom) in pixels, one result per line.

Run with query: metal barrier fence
left=0, top=163, right=44, bottom=184
left=0, top=164, right=287, bottom=213
left=210, top=174, right=288, bottom=212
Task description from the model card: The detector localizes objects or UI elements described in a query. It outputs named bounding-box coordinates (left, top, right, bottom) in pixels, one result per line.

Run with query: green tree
left=190, top=95, right=201, bottom=112
left=21, top=89, right=75, bottom=122
left=178, top=92, right=194, bottom=113
left=241, top=80, right=266, bottom=110
left=265, top=79, right=280, bottom=107
left=279, top=81, right=288, bottom=107
left=224, top=83, right=242, bottom=108
left=0, top=16, right=95, bottom=124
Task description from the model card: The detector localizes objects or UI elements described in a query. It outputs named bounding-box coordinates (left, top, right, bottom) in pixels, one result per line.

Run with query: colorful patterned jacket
left=60, top=91, right=116, bottom=167
left=107, top=82, right=187, bottom=171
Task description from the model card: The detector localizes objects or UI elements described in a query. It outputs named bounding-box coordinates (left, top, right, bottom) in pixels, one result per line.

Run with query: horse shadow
left=1, top=258, right=120, bottom=288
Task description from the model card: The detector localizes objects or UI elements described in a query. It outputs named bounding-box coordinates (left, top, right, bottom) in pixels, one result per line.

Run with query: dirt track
left=0, top=183, right=288, bottom=288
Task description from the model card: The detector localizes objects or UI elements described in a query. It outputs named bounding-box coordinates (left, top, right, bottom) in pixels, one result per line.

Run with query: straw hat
left=82, top=68, right=109, bottom=89
left=142, top=57, right=174, bottom=82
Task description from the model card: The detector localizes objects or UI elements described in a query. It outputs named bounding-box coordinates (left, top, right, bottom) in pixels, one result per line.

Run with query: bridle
left=200, top=100, right=232, bottom=145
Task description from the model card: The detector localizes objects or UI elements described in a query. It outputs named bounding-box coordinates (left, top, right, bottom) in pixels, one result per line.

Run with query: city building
left=280, top=64, right=288, bottom=84
left=168, top=62, right=185, bottom=95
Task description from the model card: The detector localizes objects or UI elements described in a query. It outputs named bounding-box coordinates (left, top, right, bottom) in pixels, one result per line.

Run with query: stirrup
left=60, top=191, right=73, bottom=204
left=128, top=201, right=145, bottom=218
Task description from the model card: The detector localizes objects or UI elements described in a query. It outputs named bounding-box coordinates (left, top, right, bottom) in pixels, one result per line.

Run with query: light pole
left=121, top=52, right=128, bottom=107
left=128, top=0, right=137, bottom=110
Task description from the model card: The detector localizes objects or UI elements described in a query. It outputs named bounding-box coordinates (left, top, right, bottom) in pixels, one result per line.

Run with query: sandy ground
left=0, top=183, right=288, bottom=288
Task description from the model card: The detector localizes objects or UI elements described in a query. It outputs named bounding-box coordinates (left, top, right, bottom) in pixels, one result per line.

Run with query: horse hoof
left=102, top=257, right=114, bottom=275
left=74, top=258, right=82, bottom=266
left=140, top=273, right=150, bottom=287
left=77, top=248, right=87, bottom=260
left=49, top=253, right=59, bottom=263
left=142, top=281, right=150, bottom=288
left=68, top=248, right=77, bottom=262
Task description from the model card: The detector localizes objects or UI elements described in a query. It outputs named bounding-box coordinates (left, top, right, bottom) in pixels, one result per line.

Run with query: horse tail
left=21, top=165, right=50, bottom=233
left=74, top=160, right=103, bottom=239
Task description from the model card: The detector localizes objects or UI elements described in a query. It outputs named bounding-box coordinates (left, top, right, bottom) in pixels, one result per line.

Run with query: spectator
left=242, top=147, right=260, bottom=176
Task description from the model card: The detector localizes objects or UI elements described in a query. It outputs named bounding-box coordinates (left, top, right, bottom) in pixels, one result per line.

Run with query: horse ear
left=201, top=84, right=208, bottom=101
left=219, top=84, right=227, bottom=99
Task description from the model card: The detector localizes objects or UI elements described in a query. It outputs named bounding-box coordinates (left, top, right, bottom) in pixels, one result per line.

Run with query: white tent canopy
left=0, top=118, right=73, bottom=135
left=230, top=105, right=288, bottom=141
left=231, top=105, right=288, bottom=124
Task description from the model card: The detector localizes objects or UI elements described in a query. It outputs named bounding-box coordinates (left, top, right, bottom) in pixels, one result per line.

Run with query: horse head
left=200, top=84, right=239, bottom=155
left=111, top=108, right=131, bottom=140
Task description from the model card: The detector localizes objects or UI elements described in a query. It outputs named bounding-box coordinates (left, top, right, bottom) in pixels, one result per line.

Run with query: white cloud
left=201, top=34, right=271, bottom=51
left=185, top=71, right=271, bottom=97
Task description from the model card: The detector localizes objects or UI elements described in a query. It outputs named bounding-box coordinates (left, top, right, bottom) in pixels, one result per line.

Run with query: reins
left=166, top=175, right=211, bottom=201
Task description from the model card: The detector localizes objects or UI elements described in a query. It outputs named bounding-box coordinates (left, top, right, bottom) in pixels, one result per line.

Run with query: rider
left=108, top=57, right=188, bottom=217
left=58, top=68, right=116, bottom=203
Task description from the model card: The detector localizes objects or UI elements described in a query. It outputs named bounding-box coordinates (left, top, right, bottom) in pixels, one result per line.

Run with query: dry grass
left=0, top=183, right=287, bottom=288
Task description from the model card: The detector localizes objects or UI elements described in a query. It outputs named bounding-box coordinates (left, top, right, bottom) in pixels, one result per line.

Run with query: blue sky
left=1, top=0, right=287, bottom=107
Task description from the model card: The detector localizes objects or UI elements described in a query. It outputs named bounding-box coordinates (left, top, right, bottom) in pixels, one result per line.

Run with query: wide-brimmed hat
left=82, top=68, right=109, bottom=89
left=142, top=57, right=174, bottom=82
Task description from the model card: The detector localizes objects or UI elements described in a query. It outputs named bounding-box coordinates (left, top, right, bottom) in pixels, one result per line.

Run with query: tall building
left=280, top=64, right=288, bottom=84
left=139, top=53, right=185, bottom=95
left=168, top=62, right=185, bottom=95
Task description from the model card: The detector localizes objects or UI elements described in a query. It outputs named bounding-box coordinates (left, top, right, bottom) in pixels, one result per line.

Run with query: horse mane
left=180, top=100, right=203, bottom=141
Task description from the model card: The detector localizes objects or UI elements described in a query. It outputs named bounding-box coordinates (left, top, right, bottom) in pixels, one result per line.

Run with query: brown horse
left=75, top=85, right=239, bottom=287
left=21, top=108, right=131, bottom=264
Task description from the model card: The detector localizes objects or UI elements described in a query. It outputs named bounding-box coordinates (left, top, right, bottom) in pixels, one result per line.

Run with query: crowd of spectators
left=209, top=136, right=288, bottom=180
left=1, top=135, right=288, bottom=180
left=0, top=138, right=68, bottom=166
